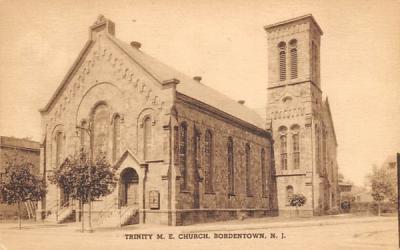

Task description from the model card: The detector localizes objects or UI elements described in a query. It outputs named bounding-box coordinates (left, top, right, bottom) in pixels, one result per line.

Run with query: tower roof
left=264, top=14, right=323, bottom=35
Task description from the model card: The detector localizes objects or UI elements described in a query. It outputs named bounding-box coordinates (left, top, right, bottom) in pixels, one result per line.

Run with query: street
left=0, top=216, right=397, bottom=250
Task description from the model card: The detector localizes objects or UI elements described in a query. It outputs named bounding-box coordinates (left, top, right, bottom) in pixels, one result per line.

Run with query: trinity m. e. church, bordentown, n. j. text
left=37, top=14, right=339, bottom=226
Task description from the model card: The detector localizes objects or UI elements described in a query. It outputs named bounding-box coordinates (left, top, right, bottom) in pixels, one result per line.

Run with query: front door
left=119, top=168, right=139, bottom=207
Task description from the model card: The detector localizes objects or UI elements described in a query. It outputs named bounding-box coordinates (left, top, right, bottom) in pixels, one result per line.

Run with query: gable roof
left=40, top=40, right=93, bottom=113
left=323, top=97, right=338, bottom=146
left=109, top=35, right=265, bottom=129
left=41, top=18, right=265, bottom=129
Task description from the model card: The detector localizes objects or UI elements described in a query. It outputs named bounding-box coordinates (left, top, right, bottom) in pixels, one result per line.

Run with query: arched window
left=278, top=42, right=286, bottom=81
left=194, top=128, right=201, bottom=173
left=280, top=135, right=287, bottom=170
left=112, top=115, right=121, bottom=162
left=143, top=116, right=152, bottom=160
left=312, top=41, right=318, bottom=82
left=292, top=134, right=300, bottom=169
left=204, top=130, right=213, bottom=193
left=261, top=148, right=267, bottom=197
left=55, top=131, right=63, bottom=168
left=179, top=122, right=188, bottom=191
left=279, top=126, right=288, bottom=170
left=286, top=185, right=294, bottom=205
left=291, top=124, right=300, bottom=170
left=245, top=143, right=251, bottom=196
left=227, top=137, right=234, bottom=196
left=289, top=39, right=298, bottom=79
left=174, top=126, right=179, bottom=165
left=92, top=103, right=110, bottom=159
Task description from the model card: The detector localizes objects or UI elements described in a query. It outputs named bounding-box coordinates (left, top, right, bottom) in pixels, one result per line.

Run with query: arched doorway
left=119, top=168, right=139, bottom=207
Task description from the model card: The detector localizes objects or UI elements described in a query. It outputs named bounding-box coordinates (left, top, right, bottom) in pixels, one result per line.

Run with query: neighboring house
left=338, top=181, right=353, bottom=203
left=0, top=136, right=40, bottom=219
left=353, top=189, right=374, bottom=203
left=38, top=14, right=339, bottom=226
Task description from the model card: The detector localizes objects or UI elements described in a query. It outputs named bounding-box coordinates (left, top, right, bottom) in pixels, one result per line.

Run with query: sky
left=0, top=0, right=399, bottom=186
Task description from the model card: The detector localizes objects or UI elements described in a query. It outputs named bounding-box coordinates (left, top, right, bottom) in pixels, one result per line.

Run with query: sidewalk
left=0, top=214, right=394, bottom=235
left=181, top=214, right=395, bottom=233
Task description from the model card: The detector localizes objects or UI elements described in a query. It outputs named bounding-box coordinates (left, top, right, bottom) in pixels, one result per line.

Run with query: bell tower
left=264, top=15, right=326, bottom=216
left=265, top=14, right=322, bottom=90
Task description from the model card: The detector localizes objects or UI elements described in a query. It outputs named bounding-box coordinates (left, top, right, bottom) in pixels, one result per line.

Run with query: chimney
left=193, top=76, right=202, bottom=82
left=130, top=41, right=142, bottom=49
left=89, top=14, right=115, bottom=40
left=238, top=100, right=245, bottom=105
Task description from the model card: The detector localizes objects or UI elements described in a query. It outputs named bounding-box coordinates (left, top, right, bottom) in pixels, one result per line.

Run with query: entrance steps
left=45, top=205, right=75, bottom=223
left=94, top=206, right=139, bottom=228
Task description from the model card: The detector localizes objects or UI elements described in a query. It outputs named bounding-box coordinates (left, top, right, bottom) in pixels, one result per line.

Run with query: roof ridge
left=110, top=36, right=265, bottom=129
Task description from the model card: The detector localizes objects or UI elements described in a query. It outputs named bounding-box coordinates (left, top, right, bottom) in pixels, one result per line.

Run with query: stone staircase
left=44, top=197, right=139, bottom=227
left=45, top=201, right=75, bottom=223
left=93, top=206, right=139, bottom=228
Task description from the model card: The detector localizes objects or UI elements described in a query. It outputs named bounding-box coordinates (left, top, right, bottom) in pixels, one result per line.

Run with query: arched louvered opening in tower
left=289, top=39, right=298, bottom=79
left=278, top=42, right=286, bottom=81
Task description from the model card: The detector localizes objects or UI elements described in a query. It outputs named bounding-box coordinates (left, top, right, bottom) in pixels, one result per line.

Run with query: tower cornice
left=264, top=14, right=323, bottom=35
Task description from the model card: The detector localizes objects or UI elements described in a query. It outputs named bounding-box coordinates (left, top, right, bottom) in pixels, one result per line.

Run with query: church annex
left=38, top=14, right=338, bottom=226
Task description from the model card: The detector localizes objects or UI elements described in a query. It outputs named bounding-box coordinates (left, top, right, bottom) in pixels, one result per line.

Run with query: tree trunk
left=296, top=206, right=299, bottom=217
left=378, top=202, right=381, bottom=216
left=81, top=197, right=84, bottom=233
left=18, top=201, right=21, bottom=230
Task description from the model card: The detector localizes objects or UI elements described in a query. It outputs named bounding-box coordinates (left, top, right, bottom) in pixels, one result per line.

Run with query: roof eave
left=176, top=92, right=270, bottom=138
left=39, top=40, right=94, bottom=113
left=324, top=97, right=338, bottom=146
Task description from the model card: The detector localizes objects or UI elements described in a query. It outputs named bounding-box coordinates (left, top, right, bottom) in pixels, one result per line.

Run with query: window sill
left=180, top=190, right=191, bottom=194
left=204, top=192, right=216, bottom=195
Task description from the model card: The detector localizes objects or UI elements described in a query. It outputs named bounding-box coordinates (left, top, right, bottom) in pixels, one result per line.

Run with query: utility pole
left=397, top=153, right=399, bottom=249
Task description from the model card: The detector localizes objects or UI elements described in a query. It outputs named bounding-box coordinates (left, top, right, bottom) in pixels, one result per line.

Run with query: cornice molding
left=176, top=92, right=271, bottom=139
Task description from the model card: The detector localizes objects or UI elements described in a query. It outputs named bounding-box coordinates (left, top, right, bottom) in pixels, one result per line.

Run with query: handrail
left=47, top=200, right=58, bottom=212
left=91, top=197, right=118, bottom=225
left=57, top=204, right=72, bottom=222
left=119, top=205, right=138, bottom=226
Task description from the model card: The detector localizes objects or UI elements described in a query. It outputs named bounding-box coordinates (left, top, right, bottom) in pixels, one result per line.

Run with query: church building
left=38, top=14, right=338, bottom=226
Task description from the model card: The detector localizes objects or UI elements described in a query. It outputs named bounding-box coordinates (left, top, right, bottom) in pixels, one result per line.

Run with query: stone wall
left=39, top=26, right=175, bottom=224
left=265, top=15, right=338, bottom=216
left=173, top=96, right=278, bottom=225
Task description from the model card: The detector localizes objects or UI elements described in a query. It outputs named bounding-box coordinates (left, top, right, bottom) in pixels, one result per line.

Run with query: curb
left=182, top=217, right=395, bottom=233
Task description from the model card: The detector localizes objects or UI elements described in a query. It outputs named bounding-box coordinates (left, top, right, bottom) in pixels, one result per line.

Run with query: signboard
left=149, top=190, right=160, bottom=209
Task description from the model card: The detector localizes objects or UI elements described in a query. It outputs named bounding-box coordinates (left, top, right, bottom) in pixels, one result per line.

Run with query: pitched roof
left=41, top=17, right=265, bottom=130
left=323, top=97, right=338, bottom=146
left=109, top=35, right=265, bottom=129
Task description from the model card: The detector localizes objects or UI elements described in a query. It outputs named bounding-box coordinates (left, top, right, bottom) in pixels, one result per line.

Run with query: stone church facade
left=38, top=14, right=338, bottom=226
left=265, top=15, right=339, bottom=216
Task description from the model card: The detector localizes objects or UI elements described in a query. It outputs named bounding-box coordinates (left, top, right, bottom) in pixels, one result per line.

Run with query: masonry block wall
left=38, top=19, right=176, bottom=224
left=172, top=96, right=278, bottom=225
left=265, top=15, right=339, bottom=216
